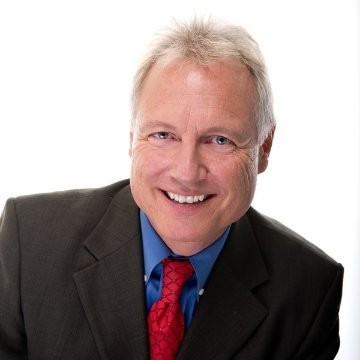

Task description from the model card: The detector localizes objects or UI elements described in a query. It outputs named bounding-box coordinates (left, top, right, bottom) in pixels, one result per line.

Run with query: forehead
left=136, top=59, right=256, bottom=135
left=140, top=58, right=255, bottom=101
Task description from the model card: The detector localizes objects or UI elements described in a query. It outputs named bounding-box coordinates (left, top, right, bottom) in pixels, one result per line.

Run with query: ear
left=129, top=132, right=134, bottom=158
left=258, top=126, right=275, bottom=174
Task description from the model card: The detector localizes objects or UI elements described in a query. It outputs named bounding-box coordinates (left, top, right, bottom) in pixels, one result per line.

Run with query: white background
left=0, top=1, right=359, bottom=358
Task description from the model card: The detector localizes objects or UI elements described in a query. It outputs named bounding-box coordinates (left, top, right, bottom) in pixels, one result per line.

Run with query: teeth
left=186, top=196, right=194, bottom=204
left=166, top=192, right=207, bottom=204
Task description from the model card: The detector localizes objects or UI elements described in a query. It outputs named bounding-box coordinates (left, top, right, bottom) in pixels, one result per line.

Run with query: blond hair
left=131, top=17, right=275, bottom=143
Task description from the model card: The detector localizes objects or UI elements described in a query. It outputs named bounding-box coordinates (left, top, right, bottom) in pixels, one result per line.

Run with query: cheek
left=131, top=144, right=169, bottom=180
left=228, top=156, right=258, bottom=194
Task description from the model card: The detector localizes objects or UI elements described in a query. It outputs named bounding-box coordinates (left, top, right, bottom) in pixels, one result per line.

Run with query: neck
left=163, top=239, right=213, bottom=257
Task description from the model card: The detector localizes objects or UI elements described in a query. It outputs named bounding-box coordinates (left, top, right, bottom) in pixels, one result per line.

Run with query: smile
left=166, top=191, right=209, bottom=204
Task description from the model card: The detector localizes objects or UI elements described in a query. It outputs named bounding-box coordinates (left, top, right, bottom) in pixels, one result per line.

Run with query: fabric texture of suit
left=0, top=180, right=343, bottom=359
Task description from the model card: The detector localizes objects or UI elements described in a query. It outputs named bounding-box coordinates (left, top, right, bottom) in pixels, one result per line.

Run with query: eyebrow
left=203, top=126, right=245, bottom=135
left=202, top=125, right=251, bottom=141
left=138, top=121, right=177, bottom=133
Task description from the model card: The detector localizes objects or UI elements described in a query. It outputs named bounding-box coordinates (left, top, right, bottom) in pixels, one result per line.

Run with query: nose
left=170, top=142, right=208, bottom=185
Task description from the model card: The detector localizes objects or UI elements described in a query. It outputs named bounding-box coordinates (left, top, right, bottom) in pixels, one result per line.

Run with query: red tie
left=148, top=258, right=194, bottom=360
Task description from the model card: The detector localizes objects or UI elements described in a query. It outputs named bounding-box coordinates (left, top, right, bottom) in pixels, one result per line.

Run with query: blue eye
left=156, top=132, right=169, bottom=139
left=149, top=132, right=170, bottom=140
left=148, top=131, right=177, bottom=143
left=212, top=135, right=231, bottom=145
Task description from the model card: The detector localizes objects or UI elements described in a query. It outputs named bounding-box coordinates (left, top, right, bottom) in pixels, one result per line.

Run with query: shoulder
left=3, top=179, right=133, bottom=240
left=245, top=207, right=343, bottom=287
left=13, top=179, right=130, bottom=207
left=11, top=179, right=131, bottom=215
left=247, top=207, right=341, bottom=265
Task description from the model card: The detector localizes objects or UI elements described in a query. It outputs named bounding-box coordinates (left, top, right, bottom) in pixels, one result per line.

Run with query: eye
left=155, top=132, right=170, bottom=140
left=148, top=131, right=177, bottom=144
left=149, top=132, right=171, bottom=140
left=208, top=135, right=233, bottom=146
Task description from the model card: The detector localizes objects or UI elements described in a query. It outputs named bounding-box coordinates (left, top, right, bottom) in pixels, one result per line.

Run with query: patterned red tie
left=148, top=258, right=194, bottom=360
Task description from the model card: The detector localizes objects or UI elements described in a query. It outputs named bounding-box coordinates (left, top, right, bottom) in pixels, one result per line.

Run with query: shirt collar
left=140, top=211, right=170, bottom=283
left=140, top=210, right=230, bottom=295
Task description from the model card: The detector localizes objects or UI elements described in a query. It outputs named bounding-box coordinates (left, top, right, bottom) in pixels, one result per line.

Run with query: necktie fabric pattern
left=148, top=258, right=194, bottom=360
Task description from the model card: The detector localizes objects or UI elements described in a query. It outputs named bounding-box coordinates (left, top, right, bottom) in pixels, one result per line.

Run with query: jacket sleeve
left=293, top=264, right=344, bottom=360
left=0, top=199, right=28, bottom=359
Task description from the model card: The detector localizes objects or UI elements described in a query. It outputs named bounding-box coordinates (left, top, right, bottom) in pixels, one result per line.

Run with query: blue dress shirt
left=140, top=211, right=230, bottom=328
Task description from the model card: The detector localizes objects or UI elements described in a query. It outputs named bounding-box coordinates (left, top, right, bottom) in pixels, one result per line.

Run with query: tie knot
left=161, top=258, right=194, bottom=303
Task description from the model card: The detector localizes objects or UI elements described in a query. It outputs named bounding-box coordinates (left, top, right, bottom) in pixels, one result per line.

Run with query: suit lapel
left=72, top=185, right=269, bottom=360
left=177, top=212, right=270, bottom=360
left=73, top=186, right=149, bottom=360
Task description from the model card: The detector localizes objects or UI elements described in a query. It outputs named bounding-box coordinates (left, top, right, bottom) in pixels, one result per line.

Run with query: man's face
left=129, top=59, right=271, bottom=255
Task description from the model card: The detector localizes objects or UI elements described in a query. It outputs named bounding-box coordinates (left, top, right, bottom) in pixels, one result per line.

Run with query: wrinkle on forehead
left=142, top=60, right=254, bottom=107
left=137, top=59, right=257, bottom=139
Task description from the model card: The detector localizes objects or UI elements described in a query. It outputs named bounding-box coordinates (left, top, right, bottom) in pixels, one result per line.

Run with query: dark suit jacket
left=0, top=180, right=343, bottom=360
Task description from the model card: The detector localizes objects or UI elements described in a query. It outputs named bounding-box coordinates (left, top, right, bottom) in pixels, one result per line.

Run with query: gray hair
left=131, top=17, right=275, bottom=143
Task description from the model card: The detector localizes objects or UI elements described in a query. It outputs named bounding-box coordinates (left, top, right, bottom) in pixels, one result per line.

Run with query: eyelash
left=206, top=135, right=232, bottom=146
left=149, top=132, right=175, bottom=141
left=156, top=132, right=171, bottom=140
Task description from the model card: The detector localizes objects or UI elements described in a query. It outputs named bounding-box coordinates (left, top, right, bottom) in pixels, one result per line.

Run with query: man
left=0, top=18, right=343, bottom=360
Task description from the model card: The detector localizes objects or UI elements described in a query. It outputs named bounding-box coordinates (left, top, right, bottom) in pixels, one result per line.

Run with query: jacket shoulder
left=246, top=207, right=342, bottom=272
left=232, top=208, right=344, bottom=359
left=6, top=179, right=132, bottom=243
left=13, top=179, right=130, bottom=205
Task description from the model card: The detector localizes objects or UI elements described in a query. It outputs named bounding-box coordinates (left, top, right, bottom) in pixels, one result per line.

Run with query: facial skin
left=129, top=59, right=273, bottom=256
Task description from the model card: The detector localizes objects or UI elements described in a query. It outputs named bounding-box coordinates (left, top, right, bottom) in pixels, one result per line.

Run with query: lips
left=166, top=191, right=209, bottom=204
